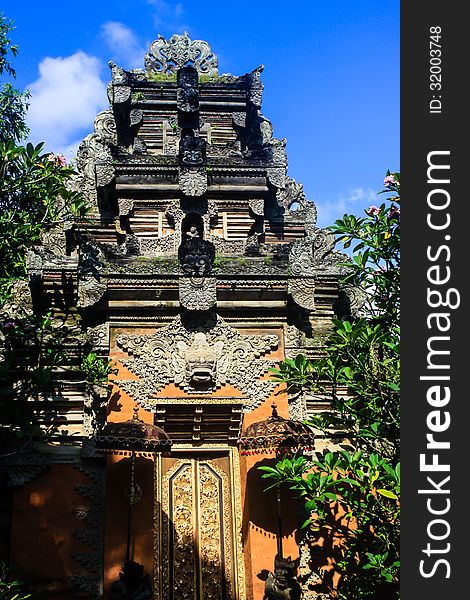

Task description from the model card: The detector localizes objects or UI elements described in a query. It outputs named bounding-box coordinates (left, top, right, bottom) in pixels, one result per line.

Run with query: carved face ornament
left=177, top=332, right=224, bottom=389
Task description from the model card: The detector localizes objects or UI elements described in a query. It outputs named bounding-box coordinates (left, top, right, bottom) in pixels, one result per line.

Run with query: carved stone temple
left=1, top=34, right=356, bottom=599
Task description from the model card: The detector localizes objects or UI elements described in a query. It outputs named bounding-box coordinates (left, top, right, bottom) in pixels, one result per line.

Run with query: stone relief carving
left=1, top=452, right=51, bottom=486
left=267, top=167, right=286, bottom=190
left=245, top=65, right=264, bottom=108
left=248, top=198, right=265, bottom=217
left=178, top=166, right=208, bottom=196
left=116, top=314, right=278, bottom=409
left=129, top=108, right=143, bottom=127
left=232, top=112, right=246, bottom=128
left=77, top=277, right=107, bottom=308
left=138, top=235, right=176, bottom=255
left=289, top=228, right=336, bottom=276
left=178, top=237, right=215, bottom=276
left=338, top=283, right=368, bottom=318
left=145, top=32, right=218, bottom=76
left=118, top=198, right=134, bottom=216
left=276, top=177, right=308, bottom=212
left=0, top=279, right=34, bottom=321
left=179, top=277, right=217, bottom=311
left=86, top=323, right=110, bottom=352
left=70, top=458, right=105, bottom=600
left=177, top=66, right=199, bottom=112
left=288, top=278, right=316, bottom=310
left=94, top=110, right=118, bottom=146
left=179, top=134, right=206, bottom=166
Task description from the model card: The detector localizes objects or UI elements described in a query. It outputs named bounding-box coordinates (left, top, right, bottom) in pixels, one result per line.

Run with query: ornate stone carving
left=0, top=279, right=33, bottom=320
left=86, top=323, right=110, bottom=351
left=178, top=237, right=215, bottom=276
left=248, top=198, right=265, bottom=217
left=288, top=278, right=315, bottom=310
left=118, top=198, right=134, bottom=216
left=179, top=134, right=206, bottom=166
left=1, top=452, right=51, bottom=486
left=178, top=166, right=208, bottom=196
left=70, top=458, right=105, bottom=600
left=40, top=223, right=68, bottom=256
left=276, top=177, right=307, bottom=211
left=265, top=558, right=301, bottom=600
left=338, top=283, right=368, bottom=318
left=304, top=203, right=319, bottom=236
left=138, top=235, right=176, bottom=255
left=94, top=110, right=117, bottom=146
left=145, top=32, right=218, bottom=76
left=26, top=249, right=43, bottom=277
left=177, top=66, right=199, bottom=112
left=267, top=167, right=286, bottom=190
left=129, top=108, right=143, bottom=127
left=289, top=229, right=335, bottom=276
left=246, top=65, right=264, bottom=107
left=109, top=60, right=128, bottom=85
left=77, top=277, right=107, bottom=308
left=179, top=277, right=217, bottom=310
left=110, top=561, right=152, bottom=600
left=232, top=112, right=246, bottom=128
left=116, top=314, right=278, bottom=409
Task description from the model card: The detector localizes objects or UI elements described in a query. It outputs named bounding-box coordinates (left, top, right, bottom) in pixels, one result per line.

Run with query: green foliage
left=0, top=13, right=18, bottom=78
left=262, top=172, right=400, bottom=599
left=0, top=561, right=31, bottom=599
left=145, top=71, right=177, bottom=82
left=0, top=16, right=89, bottom=301
left=80, top=351, right=118, bottom=387
left=0, top=311, right=76, bottom=447
left=131, top=91, right=146, bottom=103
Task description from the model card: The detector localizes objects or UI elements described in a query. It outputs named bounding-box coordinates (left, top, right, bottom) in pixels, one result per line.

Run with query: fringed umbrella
left=238, top=403, right=315, bottom=561
left=238, top=403, right=315, bottom=456
left=94, top=407, right=171, bottom=594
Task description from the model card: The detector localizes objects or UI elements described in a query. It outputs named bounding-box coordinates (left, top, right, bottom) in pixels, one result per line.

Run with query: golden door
left=154, top=452, right=243, bottom=600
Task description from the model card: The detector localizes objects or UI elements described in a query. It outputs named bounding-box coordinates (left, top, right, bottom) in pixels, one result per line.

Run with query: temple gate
left=2, top=33, right=355, bottom=600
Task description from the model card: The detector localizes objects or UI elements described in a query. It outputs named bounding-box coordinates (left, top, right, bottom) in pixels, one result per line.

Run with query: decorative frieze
left=116, top=314, right=279, bottom=409
left=179, top=277, right=217, bottom=310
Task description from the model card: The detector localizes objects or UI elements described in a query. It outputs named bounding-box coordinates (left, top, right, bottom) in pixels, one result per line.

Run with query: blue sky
left=1, top=0, right=399, bottom=227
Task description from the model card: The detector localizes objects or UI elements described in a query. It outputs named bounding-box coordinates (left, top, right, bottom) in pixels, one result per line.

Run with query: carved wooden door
left=155, top=453, right=239, bottom=600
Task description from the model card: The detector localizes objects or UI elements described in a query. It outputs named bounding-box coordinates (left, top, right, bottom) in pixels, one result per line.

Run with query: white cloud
left=147, top=0, right=188, bottom=33
left=101, top=21, right=146, bottom=70
left=315, top=187, right=377, bottom=228
left=26, top=52, right=108, bottom=155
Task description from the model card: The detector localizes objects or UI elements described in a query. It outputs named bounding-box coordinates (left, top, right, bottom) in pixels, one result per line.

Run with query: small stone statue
left=110, top=560, right=153, bottom=600
left=186, top=222, right=200, bottom=239
left=264, top=558, right=301, bottom=600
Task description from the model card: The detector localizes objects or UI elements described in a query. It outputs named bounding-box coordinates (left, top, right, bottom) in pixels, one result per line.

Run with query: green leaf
left=377, top=489, right=398, bottom=500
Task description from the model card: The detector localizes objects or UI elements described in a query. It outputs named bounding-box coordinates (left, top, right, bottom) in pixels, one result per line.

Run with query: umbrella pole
left=125, top=450, right=136, bottom=564
left=276, top=485, right=283, bottom=559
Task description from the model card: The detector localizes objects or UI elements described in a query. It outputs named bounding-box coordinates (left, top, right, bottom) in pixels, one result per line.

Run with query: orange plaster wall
left=103, top=453, right=155, bottom=598
left=240, top=393, right=302, bottom=600
left=106, top=323, right=296, bottom=600
left=9, top=465, right=96, bottom=598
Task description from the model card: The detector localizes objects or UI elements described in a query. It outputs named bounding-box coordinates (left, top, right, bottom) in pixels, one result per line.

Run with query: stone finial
left=145, top=32, right=218, bottom=76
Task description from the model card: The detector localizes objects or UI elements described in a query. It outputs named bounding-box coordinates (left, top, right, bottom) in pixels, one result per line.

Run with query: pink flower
left=384, top=174, right=397, bottom=188
left=47, top=152, right=67, bottom=167
left=389, top=205, right=400, bottom=218
left=366, top=205, right=381, bottom=216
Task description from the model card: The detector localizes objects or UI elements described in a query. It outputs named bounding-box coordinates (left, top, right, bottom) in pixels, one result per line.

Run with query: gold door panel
left=154, top=452, right=242, bottom=600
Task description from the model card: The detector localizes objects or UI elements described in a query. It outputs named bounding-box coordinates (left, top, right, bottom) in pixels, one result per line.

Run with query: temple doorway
left=154, top=451, right=242, bottom=600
